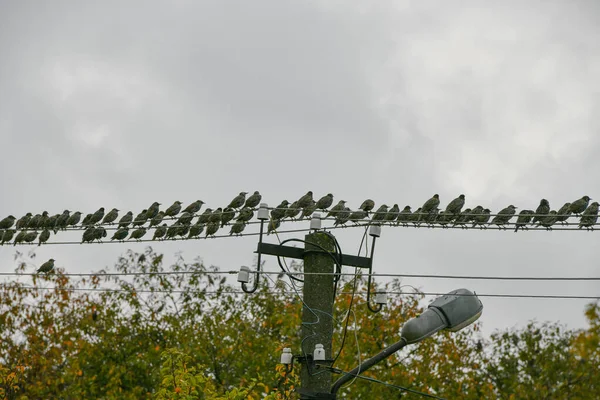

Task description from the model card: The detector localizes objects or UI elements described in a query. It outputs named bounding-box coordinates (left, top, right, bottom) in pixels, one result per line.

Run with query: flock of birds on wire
left=0, top=191, right=599, bottom=246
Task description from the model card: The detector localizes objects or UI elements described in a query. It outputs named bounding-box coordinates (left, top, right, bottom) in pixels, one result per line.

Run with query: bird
left=229, top=220, right=246, bottom=236
left=267, top=218, right=281, bottom=234
left=130, top=227, right=147, bottom=241
left=89, top=208, right=105, bottom=225
left=445, top=194, right=465, bottom=215
left=424, top=208, right=440, bottom=225
left=1, top=229, right=15, bottom=244
left=37, top=259, right=55, bottom=274
left=385, top=204, right=400, bottom=222
left=452, top=208, right=472, bottom=228
left=150, top=211, right=165, bottom=227
left=166, top=224, right=181, bottom=239
left=491, top=205, right=517, bottom=229
left=220, top=207, right=236, bottom=227
left=187, top=223, right=204, bottom=238
left=285, top=201, right=301, bottom=220
left=118, top=211, right=134, bottom=228
left=81, top=227, right=95, bottom=243
left=0, top=215, right=16, bottom=230
left=540, top=211, right=559, bottom=230
left=237, top=207, right=255, bottom=222
left=472, top=209, right=491, bottom=229
left=13, top=230, right=26, bottom=246
left=146, top=202, right=161, bottom=219
left=112, top=227, right=129, bottom=241
left=38, top=211, right=49, bottom=229
left=16, top=213, right=32, bottom=230
left=569, top=196, right=591, bottom=216
left=93, top=227, right=107, bottom=241
left=270, top=201, right=290, bottom=220
left=153, top=224, right=168, bottom=240
left=132, top=210, right=148, bottom=227
left=178, top=225, right=190, bottom=237
left=228, top=192, right=248, bottom=209
left=359, top=199, right=375, bottom=213
left=177, top=212, right=194, bottom=226
left=371, top=205, right=389, bottom=223
left=315, top=193, right=334, bottom=211
left=209, top=208, right=223, bottom=224
left=325, top=201, right=346, bottom=218
left=578, top=202, right=599, bottom=230
left=164, top=201, right=183, bottom=217
left=81, top=213, right=93, bottom=227
left=102, top=208, right=119, bottom=224
left=349, top=210, right=368, bottom=224
left=299, top=200, right=317, bottom=220
left=23, top=231, right=38, bottom=243
left=514, top=210, right=534, bottom=232
left=555, top=202, right=572, bottom=225
left=436, top=211, right=454, bottom=228
left=396, top=206, right=412, bottom=226
left=205, top=221, right=220, bottom=237
left=45, top=214, right=59, bottom=230
left=55, top=210, right=71, bottom=232
left=197, top=208, right=213, bottom=224
left=532, top=199, right=550, bottom=225
left=182, top=200, right=204, bottom=215
left=409, top=207, right=423, bottom=226
left=297, top=191, right=314, bottom=208
left=422, top=194, right=440, bottom=213
left=66, top=212, right=82, bottom=227
left=28, top=213, right=42, bottom=229
left=334, top=207, right=351, bottom=227
left=244, top=191, right=262, bottom=208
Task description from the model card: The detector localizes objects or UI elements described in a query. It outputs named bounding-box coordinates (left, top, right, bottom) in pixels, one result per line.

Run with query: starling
left=532, top=199, right=550, bottom=225
left=244, top=191, right=262, bottom=208
left=396, top=206, right=412, bottom=226
left=315, top=193, right=334, bottom=211
left=514, top=210, right=534, bottom=232
left=55, top=210, right=70, bottom=232
left=178, top=224, right=190, bottom=237
left=556, top=202, right=572, bottom=225
left=39, top=211, right=50, bottom=229
left=237, top=207, right=255, bottom=222
left=130, top=227, right=147, bottom=241
left=297, top=191, right=314, bottom=208
left=205, top=221, right=220, bottom=237
left=220, top=207, right=236, bottom=227
left=118, top=211, right=133, bottom=228
left=0, top=215, right=16, bottom=230
left=102, top=208, right=119, bottom=224
left=166, top=224, right=181, bottom=239
left=422, top=194, right=440, bottom=213
left=209, top=208, right=223, bottom=224
left=472, top=209, right=491, bottom=229
left=81, top=227, right=95, bottom=243
left=16, top=213, right=32, bottom=230
left=409, top=207, right=424, bottom=226
left=132, top=210, right=148, bottom=227
left=452, top=208, right=472, bottom=228
left=299, top=200, right=317, bottom=220
left=540, top=211, right=559, bottom=230
left=491, top=205, right=517, bottom=229
left=579, top=202, right=599, bottom=230
left=164, top=201, right=183, bottom=217
left=45, top=214, right=59, bottom=230
left=267, top=218, right=281, bottom=234
left=66, top=211, right=82, bottom=227
left=81, top=213, right=93, bottom=227
left=230, top=220, right=246, bottom=236
left=150, top=211, right=165, bottom=227
left=13, top=230, right=26, bottom=246
left=153, top=224, right=168, bottom=240
left=112, top=227, right=129, bottom=241
left=198, top=208, right=213, bottom=224
left=284, top=201, right=301, bottom=220
left=37, top=258, right=55, bottom=274
left=445, top=194, right=465, bottom=215
left=28, top=214, right=42, bottom=229
left=325, top=200, right=347, bottom=218
left=371, top=205, right=389, bottom=222
left=424, top=208, right=440, bottom=225
left=89, top=207, right=105, bottom=225
left=228, top=192, right=248, bottom=209
left=187, top=223, right=204, bottom=238
left=569, top=196, right=591, bottom=215
left=333, top=207, right=351, bottom=227
left=349, top=210, right=368, bottom=224
left=182, top=200, right=204, bottom=215
left=177, top=212, right=194, bottom=226
left=146, top=202, right=161, bottom=219
left=436, top=211, right=454, bottom=228
left=270, top=201, right=289, bottom=220
left=359, top=199, right=375, bottom=213
left=1, top=229, right=15, bottom=244
left=23, top=230, right=38, bottom=243
left=93, top=227, right=107, bottom=241
left=385, top=204, right=400, bottom=222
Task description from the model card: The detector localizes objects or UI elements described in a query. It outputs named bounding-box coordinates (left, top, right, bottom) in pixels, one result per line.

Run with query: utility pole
left=300, top=231, right=335, bottom=398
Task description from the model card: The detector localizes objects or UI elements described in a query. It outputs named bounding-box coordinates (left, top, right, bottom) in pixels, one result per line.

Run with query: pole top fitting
left=257, top=203, right=269, bottom=220
left=310, top=213, right=322, bottom=230
left=369, top=224, right=381, bottom=237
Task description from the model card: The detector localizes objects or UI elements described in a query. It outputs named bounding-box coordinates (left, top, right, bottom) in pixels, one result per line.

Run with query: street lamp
left=330, top=288, right=483, bottom=397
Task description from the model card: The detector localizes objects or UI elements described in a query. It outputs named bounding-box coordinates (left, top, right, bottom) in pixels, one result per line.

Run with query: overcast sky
left=1, top=0, right=599, bottom=338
